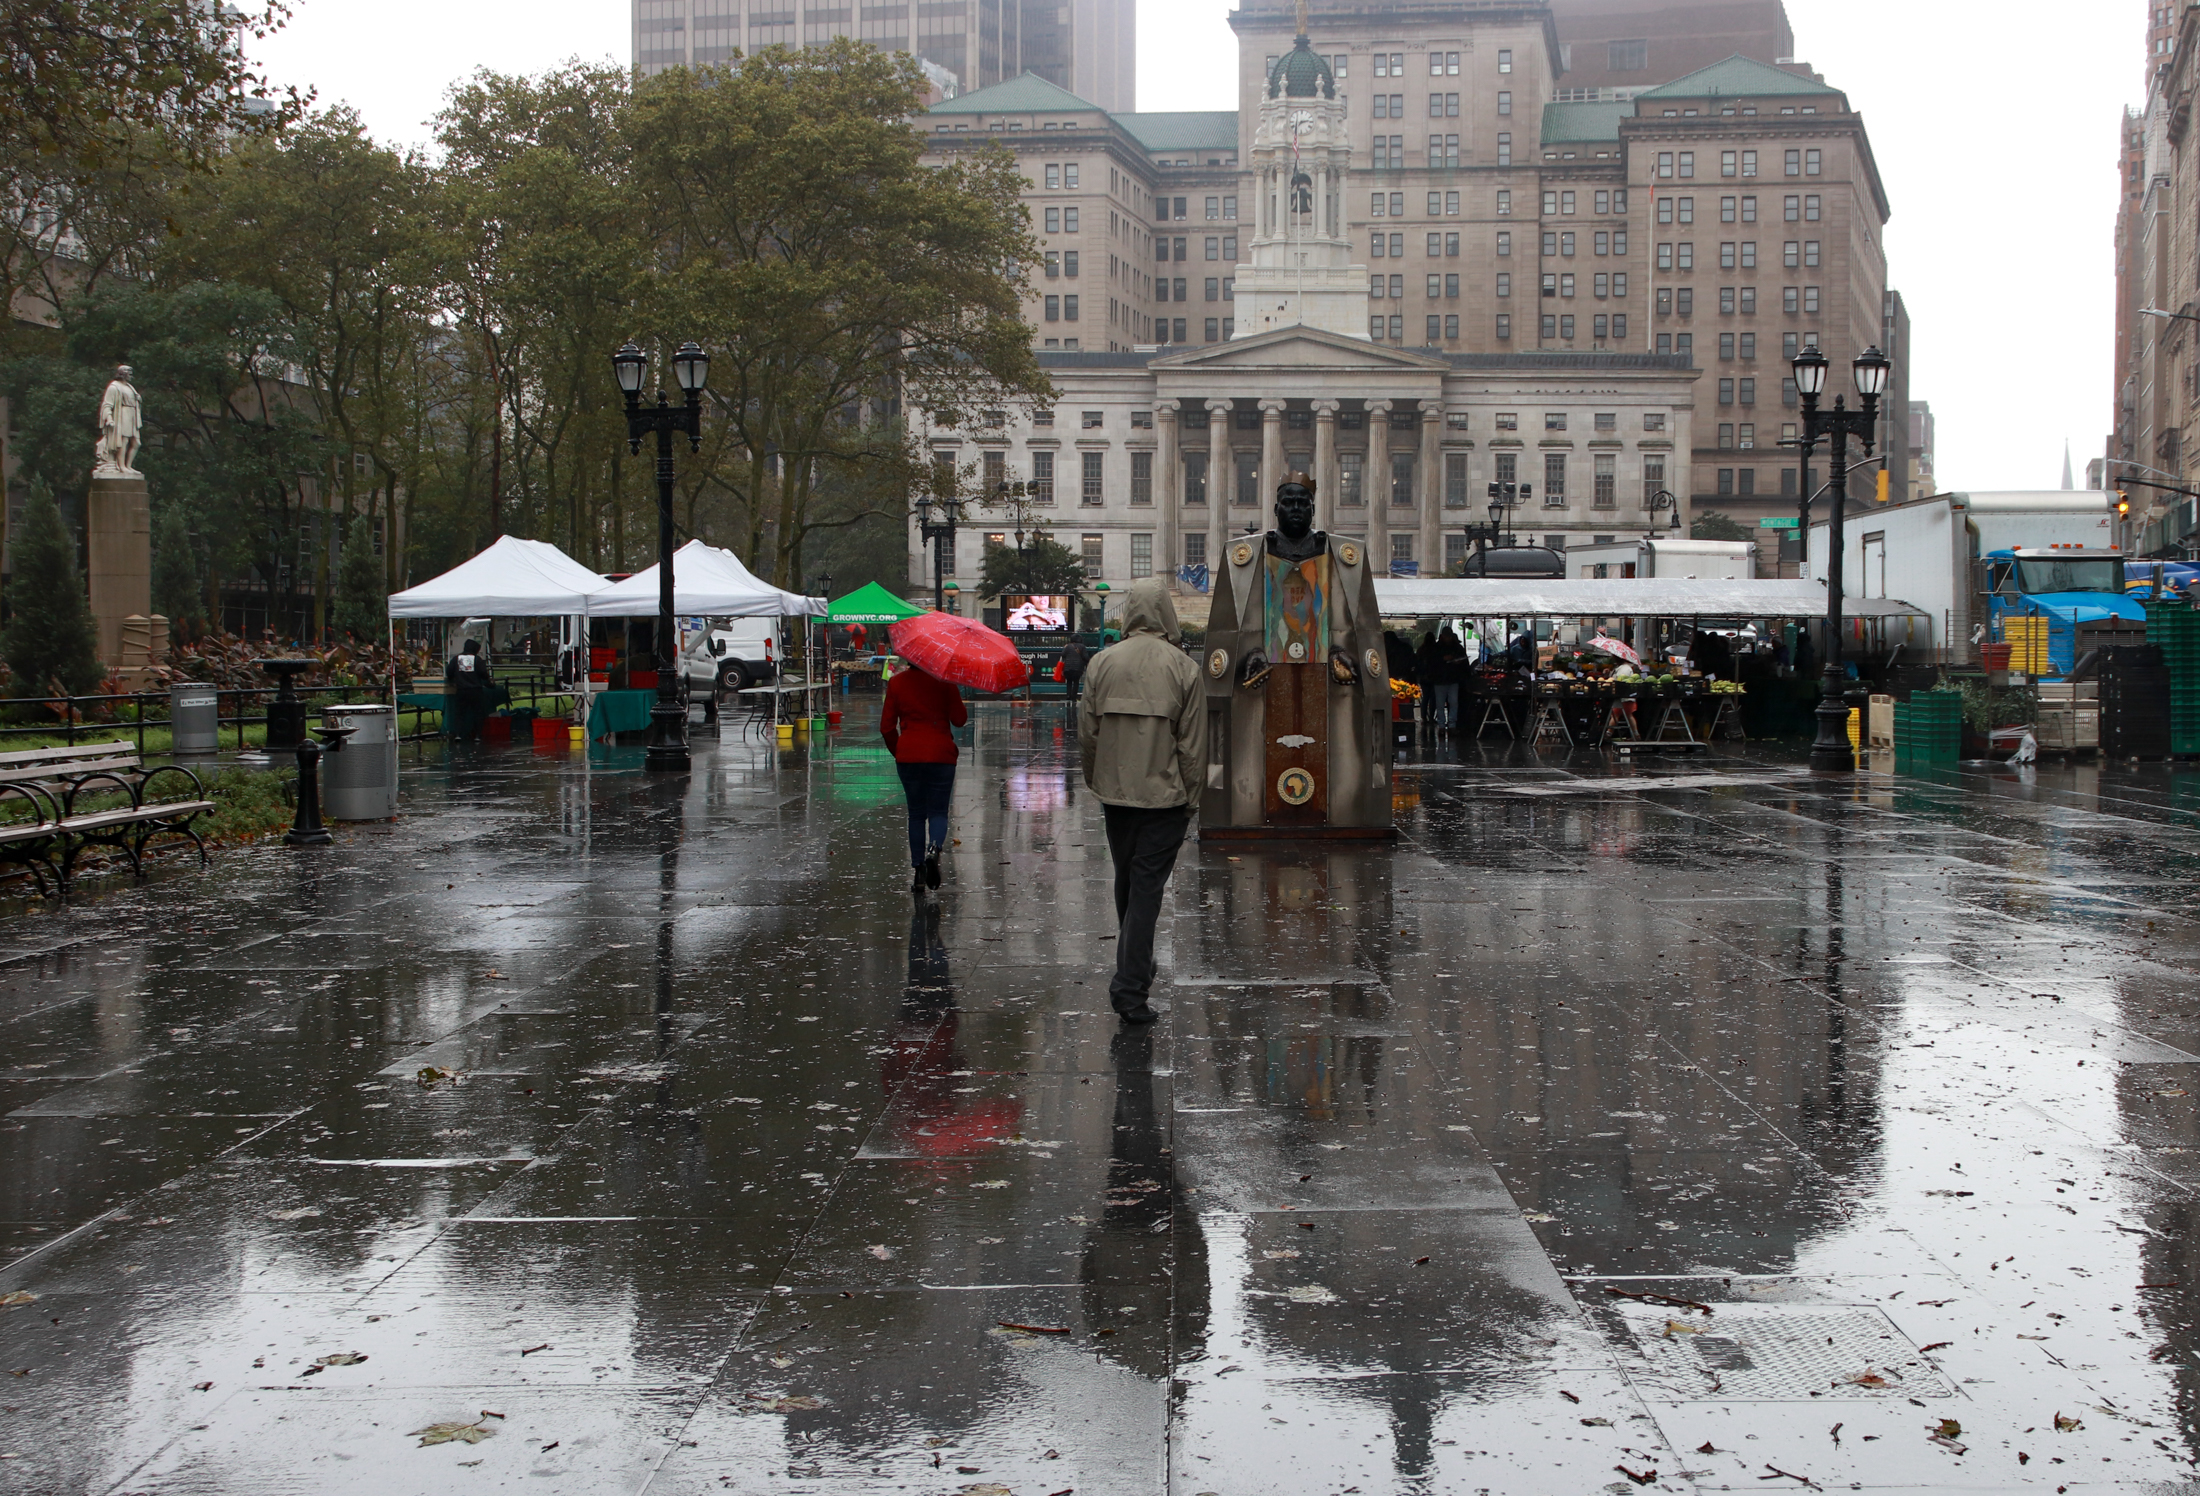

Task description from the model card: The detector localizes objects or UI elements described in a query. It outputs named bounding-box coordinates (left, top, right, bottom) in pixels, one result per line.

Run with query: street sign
left=1759, top=517, right=1800, bottom=530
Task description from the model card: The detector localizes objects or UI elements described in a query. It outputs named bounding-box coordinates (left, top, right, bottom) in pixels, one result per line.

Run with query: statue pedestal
left=117, top=613, right=169, bottom=690
left=87, top=474, right=152, bottom=676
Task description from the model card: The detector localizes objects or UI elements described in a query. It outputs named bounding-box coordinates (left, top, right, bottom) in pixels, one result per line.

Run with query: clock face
left=1288, top=110, right=1315, bottom=133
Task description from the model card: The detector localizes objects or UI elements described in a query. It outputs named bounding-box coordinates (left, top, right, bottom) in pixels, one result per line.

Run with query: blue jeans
left=896, top=762, right=956, bottom=868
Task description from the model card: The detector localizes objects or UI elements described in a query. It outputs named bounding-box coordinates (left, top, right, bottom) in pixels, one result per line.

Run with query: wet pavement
left=5, top=705, right=2200, bottom=1494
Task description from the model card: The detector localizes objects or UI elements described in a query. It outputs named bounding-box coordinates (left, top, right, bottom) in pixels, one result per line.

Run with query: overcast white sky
left=252, top=0, right=2135, bottom=492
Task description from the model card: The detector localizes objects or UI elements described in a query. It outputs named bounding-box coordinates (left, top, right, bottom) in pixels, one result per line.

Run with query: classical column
left=1258, top=398, right=1287, bottom=515
left=1207, top=397, right=1232, bottom=579
left=1365, top=399, right=1392, bottom=573
left=1155, top=398, right=1180, bottom=589
left=1312, top=399, right=1339, bottom=535
left=1419, top=405, right=1444, bottom=577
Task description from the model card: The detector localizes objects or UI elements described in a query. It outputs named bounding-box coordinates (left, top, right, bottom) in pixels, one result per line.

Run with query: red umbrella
left=889, top=611, right=1031, bottom=694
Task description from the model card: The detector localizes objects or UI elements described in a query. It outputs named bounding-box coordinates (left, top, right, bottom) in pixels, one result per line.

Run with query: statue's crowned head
left=1274, top=472, right=1317, bottom=540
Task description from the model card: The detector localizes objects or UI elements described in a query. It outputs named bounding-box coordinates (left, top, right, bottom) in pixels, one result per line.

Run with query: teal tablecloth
left=587, top=689, right=656, bottom=736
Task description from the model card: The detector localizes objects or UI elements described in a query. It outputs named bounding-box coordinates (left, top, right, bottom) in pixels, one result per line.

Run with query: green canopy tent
left=829, top=582, right=924, bottom=623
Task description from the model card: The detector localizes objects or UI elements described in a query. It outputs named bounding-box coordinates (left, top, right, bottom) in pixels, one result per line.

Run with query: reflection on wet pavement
left=4, top=708, right=2200, bottom=1492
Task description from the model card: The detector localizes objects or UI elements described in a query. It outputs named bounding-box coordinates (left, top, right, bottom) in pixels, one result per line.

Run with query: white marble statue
left=94, top=364, right=142, bottom=478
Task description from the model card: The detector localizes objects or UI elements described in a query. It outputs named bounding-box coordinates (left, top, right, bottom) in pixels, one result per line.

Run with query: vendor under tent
left=587, top=539, right=825, bottom=618
left=593, top=540, right=828, bottom=734
left=386, top=535, right=611, bottom=741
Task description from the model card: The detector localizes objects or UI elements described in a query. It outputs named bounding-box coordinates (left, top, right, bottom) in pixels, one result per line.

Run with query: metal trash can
left=321, top=704, right=398, bottom=821
left=170, top=683, right=220, bottom=754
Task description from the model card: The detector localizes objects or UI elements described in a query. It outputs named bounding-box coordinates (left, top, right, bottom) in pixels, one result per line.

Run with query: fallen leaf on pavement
left=1934, top=1418, right=1961, bottom=1439
left=868, top=1245, right=895, bottom=1260
left=996, top=1322, right=1072, bottom=1335
left=0, top=1293, right=34, bottom=1308
left=2054, top=1412, right=2082, bottom=1432
left=1919, top=1341, right=1952, bottom=1353
left=747, top=1394, right=824, bottom=1412
left=1285, top=1285, right=1340, bottom=1304
left=268, top=1208, right=321, bottom=1220
left=1696, top=1441, right=1718, bottom=1454
left=315, top=1353, right=367, bottom=1367
left=1614, top=1465, right=1657, bottom=1485
left=411, top=1420, right=495, bottom=1447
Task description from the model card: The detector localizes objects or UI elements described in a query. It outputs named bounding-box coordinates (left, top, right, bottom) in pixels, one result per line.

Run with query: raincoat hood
left=1122, top=578, right=1179, bottom=641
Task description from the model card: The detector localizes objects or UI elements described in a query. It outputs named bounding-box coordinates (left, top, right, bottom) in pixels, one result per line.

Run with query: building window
left=1183, top=451, right=1206, bottom=504
left=1130, top=532, right=1152, bottom=578
left=1719, top=378, right=1734, bottom=405
left=1643, top=412, right=1666, bottom=432
left=1079, top=451, right=1104, bottom=504
left=1497, top=189, right=1510, bottom=216
left=1541, top=313, right=1556, bottom=339
left=1444, top=532, right=1470, bottom=573
left=1609, top=39, right=1646, bottom=70
left=1803, top=285, right=1820, bottom=314
left=1642, top=455, right=1665, bottom=504
left=1044, top=295, right=1060, bottom=321
left=1804, top=240, right=1820, bottom=268
left=1739, top=287, right=1756, bottom=313
left=1497, top=90, right=1511, bottom=115
left=1494, top=451, right=1517, bottom=484
left=1204, top=317, right=1219, bottom=341
left=1032, top=449, right=1055, bottom=503
left=1129, top=450, right=1152, bottom=505
left=1390, top=533, right=1414, bottom=568
left=1742, top=149, right=1757, bottom=177
left=1081, top=533, right=1103, bottom=577
left=1184, top=532, right=1206, bottom=568
left=1497, top=48, right=1512, bottom=72
left=1444, top=452, right=1469, bottom=507
left=1593, top=455, right=1616, bottom=507
left=1806, top=148, right=1821, bottom=175
left=1496, top=231, right=1510, bottom=257
left=1613, top=314, right=1627, bottom=339
left=1495, top=313, right=1511, bottom=339
left=1717, top=467, right=1734, bottom=495
left=1064, top=294, right=1079, bottom=319
left=1782, top=377, right=1798, bottom=408
left=1676, top=288, right=1693, bottom=316
left=1496, top=132, right=1511, bottom=166
left=1740, top=332, right=1756, bottom=358
left=1444, top=313, right=1458, bottom=338
left=1235, top=452, right=1259, bottom=506
left=1739, top=378, right=1755, bottom=406
left=1339, top=450, right=1365, bottom=505
left=1543, top=453, right=1567, bottom=502
left=1390, top=452, right=1415, bottom=506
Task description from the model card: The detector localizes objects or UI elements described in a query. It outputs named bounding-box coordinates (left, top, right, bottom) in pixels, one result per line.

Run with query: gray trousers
left=1101, top=803, right=1190, bottom=1015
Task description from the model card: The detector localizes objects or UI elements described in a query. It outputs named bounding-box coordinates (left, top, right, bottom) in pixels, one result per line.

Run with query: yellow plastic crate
left=2004, top=617, right=2052, bottom=675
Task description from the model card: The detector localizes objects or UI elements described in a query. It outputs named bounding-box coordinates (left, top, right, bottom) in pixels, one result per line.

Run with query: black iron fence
left=0, top=668, right=574, bottom=759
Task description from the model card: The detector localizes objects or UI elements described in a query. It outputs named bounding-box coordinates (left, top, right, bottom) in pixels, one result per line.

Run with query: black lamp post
left=613, top=339, right=709, bottom=773
left=1465, top=481, right=1531, bottom=563
left=1644, top=488, right=1683, bottom=539
left=914, top=490, right=961, bottom=613
left=1790, top=342, right=1891, bottom=773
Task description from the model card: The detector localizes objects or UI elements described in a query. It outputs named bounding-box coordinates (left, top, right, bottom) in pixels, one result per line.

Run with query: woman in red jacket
left=879, top=662, right=968, bottom=891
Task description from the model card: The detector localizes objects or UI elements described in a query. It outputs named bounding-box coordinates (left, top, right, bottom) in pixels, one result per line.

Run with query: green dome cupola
left=1266, top=8, right=1333, bottom=100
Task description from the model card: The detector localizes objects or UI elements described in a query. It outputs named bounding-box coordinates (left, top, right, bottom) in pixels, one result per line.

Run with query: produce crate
left=1896, top=688, right=1962, bottom=765
left=2148, top=600, right=2200, bottom=754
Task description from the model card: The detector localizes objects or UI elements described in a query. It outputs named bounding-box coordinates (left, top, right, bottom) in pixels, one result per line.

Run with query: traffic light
left=1874, top=465, right=1891, bottom=504
left=2116, top=490, right=2132, bottom=518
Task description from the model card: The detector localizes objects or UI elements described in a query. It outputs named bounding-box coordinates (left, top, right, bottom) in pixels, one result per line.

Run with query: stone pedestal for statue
left=88, top=474, right=152, bottom=679
left=119, top=614, right=170, bottom=689
left=1199, top=475, right=1394, bottom=839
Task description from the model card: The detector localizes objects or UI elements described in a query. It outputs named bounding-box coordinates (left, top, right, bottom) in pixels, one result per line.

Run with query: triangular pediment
left=1148, top=324, right=1449, bottom=373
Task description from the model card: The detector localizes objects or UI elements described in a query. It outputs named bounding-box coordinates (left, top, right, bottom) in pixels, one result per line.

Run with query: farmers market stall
left=1375, top=577, right=1818, bottom=746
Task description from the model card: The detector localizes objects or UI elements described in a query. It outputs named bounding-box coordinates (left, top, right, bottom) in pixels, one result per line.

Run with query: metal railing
left=0, top=668, right=574, bottom=759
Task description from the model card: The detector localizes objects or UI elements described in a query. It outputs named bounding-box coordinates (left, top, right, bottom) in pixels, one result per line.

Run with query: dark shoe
left=1118, top=1005, right=1160, bottom=1026
left=922, top=853, right=941, bottom=889
left=911, top=872, right=927, bottom=895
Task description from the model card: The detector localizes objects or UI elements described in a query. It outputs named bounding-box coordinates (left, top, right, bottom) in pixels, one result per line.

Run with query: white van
left=680, top=619, right=781, bottom=696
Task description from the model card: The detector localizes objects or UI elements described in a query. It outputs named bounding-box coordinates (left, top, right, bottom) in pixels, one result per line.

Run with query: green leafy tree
left=1691, top=510, right=1755, bottom=542
left=2, top=485, right=104, bottom=697
left=978, top=536, right=1086, bottom=598
left=630, top=43, right=1049, bottom=587
left=151, top=506, right=203, bottom=637
left=332, top=515, right=386, bottom=639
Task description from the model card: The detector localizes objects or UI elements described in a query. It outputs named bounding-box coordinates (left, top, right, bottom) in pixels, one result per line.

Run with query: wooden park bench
left=0, top=741, right=215, bottom=896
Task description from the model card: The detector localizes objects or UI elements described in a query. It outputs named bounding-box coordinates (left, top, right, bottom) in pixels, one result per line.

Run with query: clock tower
left=1232, top=3, right=1370, bottom=340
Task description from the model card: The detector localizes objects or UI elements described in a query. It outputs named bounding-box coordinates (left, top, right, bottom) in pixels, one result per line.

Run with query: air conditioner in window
left=1739, top=440, right=1754, bottom=449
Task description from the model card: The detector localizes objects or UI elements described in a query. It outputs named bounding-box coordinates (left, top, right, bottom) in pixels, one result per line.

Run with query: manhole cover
left=1616, top=1303, right=1955, bottom=1402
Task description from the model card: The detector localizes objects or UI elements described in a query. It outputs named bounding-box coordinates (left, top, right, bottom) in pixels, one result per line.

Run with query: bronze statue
left=1200, top=473, right=1392, bottom=836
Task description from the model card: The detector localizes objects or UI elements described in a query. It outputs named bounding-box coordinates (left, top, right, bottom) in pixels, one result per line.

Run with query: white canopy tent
left=588, top=539, right=826, bottom=618
left=1375, top=577, right=1837, bottom=619
left=387, top=535, right=610, bottom=619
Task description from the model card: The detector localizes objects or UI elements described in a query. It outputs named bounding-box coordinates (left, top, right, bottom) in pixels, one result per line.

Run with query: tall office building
left=915, top=0, right=1902, bottom=572
left=632, top=0, right=1135, bottom=112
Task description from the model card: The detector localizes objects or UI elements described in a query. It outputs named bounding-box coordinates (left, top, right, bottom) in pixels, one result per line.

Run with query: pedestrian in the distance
left=1060, top=636, right=1089, bottom=708
left=1079, top=578, right=1206, bottom=1025
left=446, top=637, right=490, bottom=742
left=880, top=661, right=966, bottom=894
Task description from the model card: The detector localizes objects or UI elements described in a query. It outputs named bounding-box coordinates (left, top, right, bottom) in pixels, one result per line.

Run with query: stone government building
left=906, top=0, right=1908, bottom=598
